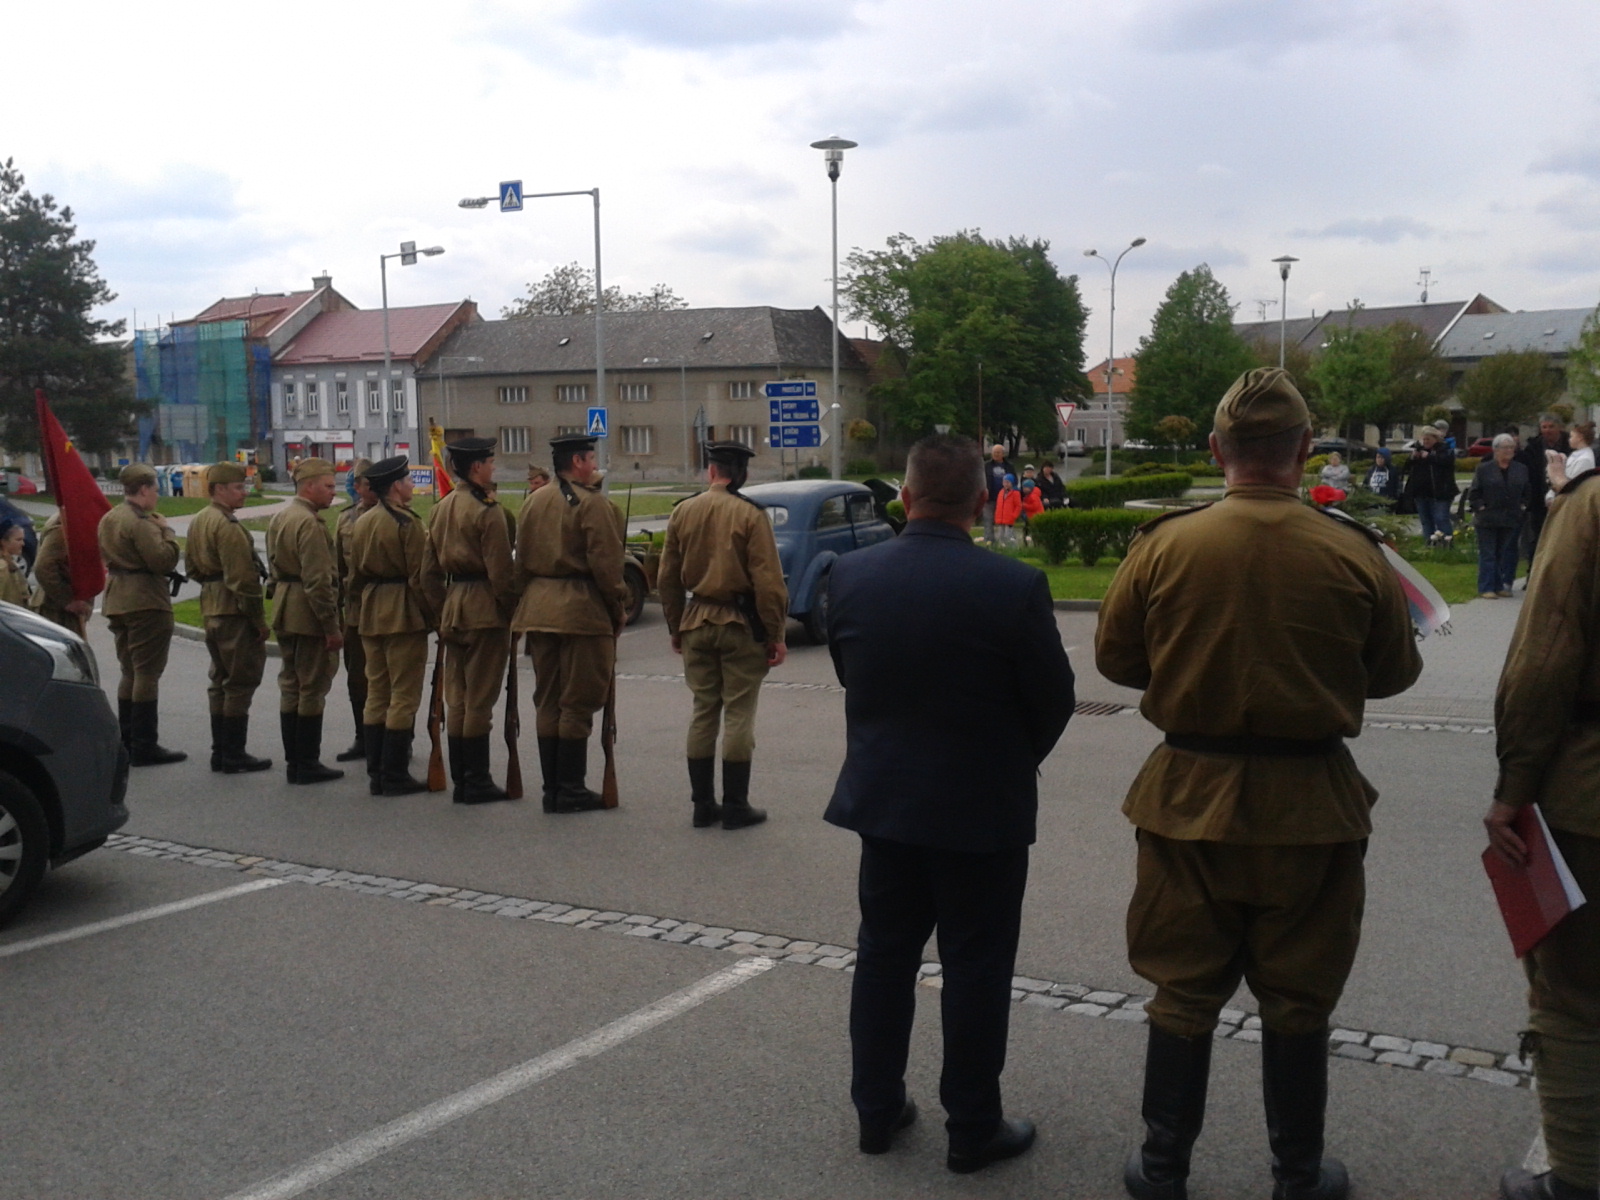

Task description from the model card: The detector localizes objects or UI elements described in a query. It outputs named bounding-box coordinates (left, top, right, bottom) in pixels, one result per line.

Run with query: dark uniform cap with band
left=365, top=455, right=410, bottom=486
left=1213, top=367, right=1312, bottom=441
left=446, top=436, right=496, bottom=458
left=205, top=461, right=246, bottom=487
left=549, top=432, right=597, bottom=453
left=703, top=440, right=756, bottom=467
left=120, top=464, right=158, bottom=488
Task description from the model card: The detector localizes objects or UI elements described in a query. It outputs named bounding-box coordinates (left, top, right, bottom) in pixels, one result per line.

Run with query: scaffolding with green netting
left=134, top=321, right=270, bottom=463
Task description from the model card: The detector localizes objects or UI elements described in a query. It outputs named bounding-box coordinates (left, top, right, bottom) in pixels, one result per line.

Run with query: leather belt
left=1165, top=733, right=1344, bottom=758
left=446, top=573, right=487, bottom=584
left=108, top=567, right=156, bottom=576
left=370, top=576, right=408, bottom=584
left=276, top=574, right=302, bottom=584
left=191, top=573, right=223, bottom=584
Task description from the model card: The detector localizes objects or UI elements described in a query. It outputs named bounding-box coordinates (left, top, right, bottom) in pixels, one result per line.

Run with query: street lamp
left=642, top=356, right=692, bottom=481
left=1084, top=237, right=1146, bottom=478
left=811, top=136, right=857, bottom=479
left=379, top=241, right=445, bottom=458
left=829, top=402, right=842, bottom=469
left=461, top=186, right=607, bottom=486
left=1272, top=255, right=1299, bottom=369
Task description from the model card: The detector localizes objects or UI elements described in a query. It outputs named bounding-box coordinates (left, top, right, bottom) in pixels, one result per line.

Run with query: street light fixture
left=379, top=241, right=445, bottom=458
left=1084, top=237, right=1146, bottom=479
left=811, top=136, right=857, bottom=479
left=460, top=185, right=608, bottom=486
left=1271, top=256, right=1299, bottom=369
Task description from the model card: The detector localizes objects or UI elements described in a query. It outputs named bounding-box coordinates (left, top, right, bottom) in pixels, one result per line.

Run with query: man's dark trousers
left=851, top=836, right=1030, bottom=1147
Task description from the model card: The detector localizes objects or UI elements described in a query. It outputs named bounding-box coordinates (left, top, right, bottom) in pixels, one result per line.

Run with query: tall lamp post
left=811, top=136, right=857, bottom=479
left=642, top=356, right=692, bottom=481
left=1084, top=237, right=1146, bottom=479
left=462, top=186, right=607, bottom=486
left=1272, top=255, right=1298, bottom=369
left=379, top=241, right=445, bottom=458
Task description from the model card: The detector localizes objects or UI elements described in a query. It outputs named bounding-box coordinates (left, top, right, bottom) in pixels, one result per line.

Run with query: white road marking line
left=1525, top=1130, right=1549, bottom=1174
left=0, top=878, right=285, bottom=959
left=221, top=955, right=778, bottom=1200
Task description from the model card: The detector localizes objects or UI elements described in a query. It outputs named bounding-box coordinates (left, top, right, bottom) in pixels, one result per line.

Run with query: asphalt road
left=1, top=596, right=1541, bottom=1199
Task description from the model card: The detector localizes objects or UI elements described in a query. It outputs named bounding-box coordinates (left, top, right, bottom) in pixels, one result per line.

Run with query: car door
left=846, top=493, right=894, bottom=549
left=813, top=493, right=857, bottom=559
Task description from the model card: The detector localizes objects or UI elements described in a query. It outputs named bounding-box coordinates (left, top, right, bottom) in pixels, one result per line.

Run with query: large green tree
left=1309, top=321, right=1391, bottom=439
left=0, top=159, right=135, bottom=454
left=1381, top=320, right=1451, bottom=435
left=1566, top=299, right=1600, bottom=412
left=1456, top=348, right=1563, bottom=431
left=502, top=262, right=686, bottom=317
left=1128, top=265, right=1256, bottom=443
left=843, top=230, right=1089, bottom=453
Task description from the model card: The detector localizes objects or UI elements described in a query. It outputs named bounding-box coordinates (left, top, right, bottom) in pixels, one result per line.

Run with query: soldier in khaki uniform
left=1095, top=369, right=1421, bottom=1200
left=98, top=463, right=186, bottom=766
left=0, top=518, right=31, bottom=606
left=185, top=462, right=271, bottom=774
left=659, top=440, right=789, bottom=829
left=423, top=437, right=516, bottom=804
left=333, top=459, right=377, bottom=762
left=30, top=513, right=93, bottom=634
left=512, top=433, right=625, bottom=813
left=267, top=458, right=345, bottom=785
left=350, top=455, right=442, bottom=796
left=1490, top=469, right=1600, bottom=1200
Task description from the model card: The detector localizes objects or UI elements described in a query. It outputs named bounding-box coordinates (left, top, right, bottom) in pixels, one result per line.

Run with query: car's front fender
left=790, top=550, right=840, bottom=616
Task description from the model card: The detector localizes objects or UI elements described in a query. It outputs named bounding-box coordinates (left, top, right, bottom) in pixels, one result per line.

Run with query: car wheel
left=0, top=771, right=49, bottom=927
left=803, top=572, right=832, bottom=645
left=622, top=561, right=647, bottom=627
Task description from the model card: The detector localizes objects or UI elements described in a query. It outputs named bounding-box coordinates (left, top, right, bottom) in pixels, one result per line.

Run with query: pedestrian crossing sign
left=499, top=180, right=523, bottom=212
left=586, top=407, right=609, bottom=437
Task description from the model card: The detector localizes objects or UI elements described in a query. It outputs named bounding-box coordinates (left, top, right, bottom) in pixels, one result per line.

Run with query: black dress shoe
left=859, top=1098, right=917, bottom=1155
left=947, top=1116, right=1036, bottom=1174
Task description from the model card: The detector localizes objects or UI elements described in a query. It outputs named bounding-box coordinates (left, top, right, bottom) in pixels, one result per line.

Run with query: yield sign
left=1054, top=401, right=1077, bottom=426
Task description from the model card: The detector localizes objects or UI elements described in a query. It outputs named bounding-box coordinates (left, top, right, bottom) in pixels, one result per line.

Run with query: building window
left=366, top=381, right=383, bottom=414
left=499, top=426, right=532, bottom=454
left=618, top=382, right=651, bottom=403
left=556, top=384, right=587, bottom=405
left=728, top=424, right=758, bottom=450
left=556, top=425, right=585, bottom=437
left=283, top=382, right=298, bottom=417
left=620, top=425, right=653, bottom=455
left=335, top=381, right=350, bottom=415
left=390, top=380, right=406, bottom=412
left=305, top=382, right=321, bottom=416
left=498, top=385, right=528, bottom=405
left=728, top=380, right=756, bottom=400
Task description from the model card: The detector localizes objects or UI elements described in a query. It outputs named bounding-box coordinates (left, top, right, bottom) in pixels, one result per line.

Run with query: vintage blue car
left=739, top=479, right=897, bottom=643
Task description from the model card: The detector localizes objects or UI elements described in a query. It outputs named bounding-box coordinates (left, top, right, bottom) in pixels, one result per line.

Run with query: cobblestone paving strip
left=103, top=833, right=1531, bottom=1091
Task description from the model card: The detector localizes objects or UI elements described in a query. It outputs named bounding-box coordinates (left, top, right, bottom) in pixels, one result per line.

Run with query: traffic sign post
left=586, top=407, right=609, bottom=437
left=768, top=398, right=820, bottom=424
left=499, top=181, right=523, bottom=212
left=763, top=380, right=817, bottom=399
left=1054, top=401, right=1077, bottom=427
left=769, top=425, right=823, bottom=448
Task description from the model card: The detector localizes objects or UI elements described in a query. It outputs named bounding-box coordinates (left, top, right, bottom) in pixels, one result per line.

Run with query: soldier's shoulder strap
left=731, top=490, right=765, bottom=511
left=1135, top=502, right=1212, bottom=534
left=1316, top=504, right=1388, bottom=548
left=557, top=478, right=582, bottom=509
left=382, top=499, right=411, bottom=527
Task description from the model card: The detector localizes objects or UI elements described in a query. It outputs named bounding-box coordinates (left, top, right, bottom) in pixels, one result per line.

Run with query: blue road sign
left=768, top=398, right=820, bottom=423
left=586, top=407, right=609, bottom=437
left=770, top=424, right=822, bottom=448
left=500, top=180, right=523, bottom=212
left=763, top=380, right=817, bottom=399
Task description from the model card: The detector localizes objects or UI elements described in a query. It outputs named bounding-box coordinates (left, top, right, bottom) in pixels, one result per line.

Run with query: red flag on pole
left=34, top=390, right=112, bottom=603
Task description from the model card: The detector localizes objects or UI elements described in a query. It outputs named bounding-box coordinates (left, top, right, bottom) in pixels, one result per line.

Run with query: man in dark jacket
left=825, top=433, right=1075, bottom=1174
left=1470, top=434, right=1531, bottom=598
left=1518, top=414, right=1570, bottom=570
left=1402, top=427, right=1458, bottom=544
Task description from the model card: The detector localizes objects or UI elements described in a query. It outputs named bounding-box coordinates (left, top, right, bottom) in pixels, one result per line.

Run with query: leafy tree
left=502, top=262, right=686, bottom=317
left=1245, top=333, right=1323, bottom=421
left=1309, top=322, right=1391, bottom=439
left=1456, top=349, right=1562, bottom=431
left=1380, top=320, right=1450, bottom=436
left=1566, top=300, right=1600, bottom=413
left=1128, top=266, right=1256, bottom=442
left=1154, top=414, right=1196, bottom=459
left=0, top=159, right=135, bottom=454
left=843, top=230, right=1089, bottom=454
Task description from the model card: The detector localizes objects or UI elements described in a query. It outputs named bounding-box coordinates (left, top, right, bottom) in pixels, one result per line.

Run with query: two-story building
left=417, top=306, right=871, bottom=482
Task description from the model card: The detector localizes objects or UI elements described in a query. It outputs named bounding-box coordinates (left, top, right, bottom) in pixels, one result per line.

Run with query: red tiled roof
left=276, top=303, right=474, bottom=364
left=1086, top=356, right=1136, bottom=395
left=181, top=289, right=331, bottom=338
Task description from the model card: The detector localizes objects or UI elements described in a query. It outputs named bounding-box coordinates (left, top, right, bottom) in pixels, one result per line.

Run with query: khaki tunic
left=658, top=484, right=788, bottom=641
left=424, top=486, right=515, bottom=740
left=99, top=501, right=179, bottom=615
left=334, top=499, right=376, bottom=718
left=351, top=499, right=440, bottom=729
left=188, top=501, right=269, bottom=718
left=1095, top=485, right=1421, bottom=844
left=268, top=498, right=341, bottom=638
left=30, top=515, right=79, bottom=630
left=0, top=556, right=29, bottom=607
left=512, top=479, right=627, bottom=636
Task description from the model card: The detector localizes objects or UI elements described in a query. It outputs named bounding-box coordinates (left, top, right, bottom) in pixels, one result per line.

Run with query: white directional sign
left=586, top=407, right=609, bottom=437
left=500, top=180, right=523, bottom=212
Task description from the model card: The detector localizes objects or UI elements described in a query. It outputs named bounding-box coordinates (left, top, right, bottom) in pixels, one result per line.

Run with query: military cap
left=205, top=461, right=246, bottom=487
left=446, top=436, right=496, bottom=459
left=550, top=432, right=597, bottom=452
left=120, top=463, right=158, bottom=488
left=292, top=457, right=336, bottom=482
left=350, top=457, right=374, bottom=479
left=703, top=439, right=756, bottom=466
left=1213, top=367, right=1311, bottom=441
left=365, top=455, right=410, bottom=486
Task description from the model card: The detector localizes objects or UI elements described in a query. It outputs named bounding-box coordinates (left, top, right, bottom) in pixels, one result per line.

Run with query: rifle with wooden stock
left=600, top=667, right=618, bottom=808
left=503, top=632, right=523, bottom=800
left=426, top=636, right=447, bottom=792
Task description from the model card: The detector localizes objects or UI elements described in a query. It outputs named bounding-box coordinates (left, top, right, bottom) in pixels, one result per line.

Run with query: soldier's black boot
left=1501, top=1170, right=1600, bottom=1199
left=363, top=723, right=386, bottom=796
left=293, top=714, right=343, bottom=785
left=280, top=711, right=300, bottom=782
left=335, top=700, right=366, bottom=761
left=553, top=739, right=606, bottom=813
left=128, top=701, right=186, bottom=766
left=537, top=737, right=560, bottom=813
left=209, top=713, right=228, bottom=772
left=1262, top=1028, right=1348, bottom=1200
left=118, top=698, right=134, bottom=752
left=447, top=735, right=465, bottom=803
left=720, top=759, right=765, bottom=830
left=217, top=716, right=271, bottom=774
left=379, top=729, right=429, bottom=796
left=1124, top=1024, right=1213, bottom=1200
left=456, top=736, right=509, bottom=805
left=688, top=757, right=720, bottom=827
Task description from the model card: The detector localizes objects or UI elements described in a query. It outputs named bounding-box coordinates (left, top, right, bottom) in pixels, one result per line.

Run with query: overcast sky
left=7, top=0, right=1599, bottom=366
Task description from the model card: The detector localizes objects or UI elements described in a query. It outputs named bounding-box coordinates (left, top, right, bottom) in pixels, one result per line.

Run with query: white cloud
left=1290, top=217, right=1435, bottom=244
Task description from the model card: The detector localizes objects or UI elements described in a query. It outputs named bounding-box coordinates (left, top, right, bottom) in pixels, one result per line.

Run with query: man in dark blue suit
left=825, top=434, right=1076, bottom=1173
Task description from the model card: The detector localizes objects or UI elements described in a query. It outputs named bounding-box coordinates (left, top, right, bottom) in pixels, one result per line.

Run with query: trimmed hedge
left=1030, top=508, right=1149, bottom=566
left=1062, top=471, right=1191, bottom=509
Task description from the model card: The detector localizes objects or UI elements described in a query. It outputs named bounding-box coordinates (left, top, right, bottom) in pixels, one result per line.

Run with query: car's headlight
left=23, top=629, right=99, bottom=685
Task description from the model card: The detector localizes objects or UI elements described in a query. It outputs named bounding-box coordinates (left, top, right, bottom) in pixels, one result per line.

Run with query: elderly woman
left=1403, top=426, right=1458, bottom=545
left=1319, top=451, right=1352, bottom=492
left=1468, top=433, right=1530, bottom=598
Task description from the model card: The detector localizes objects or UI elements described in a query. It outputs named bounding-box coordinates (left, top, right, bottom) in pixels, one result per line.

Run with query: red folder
left=1482, top=805, right=1587, bottom=957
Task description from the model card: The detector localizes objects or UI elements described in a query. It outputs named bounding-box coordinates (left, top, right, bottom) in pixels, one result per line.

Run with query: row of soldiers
left=82, top=432, right=789, bottom=827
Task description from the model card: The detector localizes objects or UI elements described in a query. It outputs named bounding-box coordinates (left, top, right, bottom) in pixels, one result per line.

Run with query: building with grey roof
left=418, top=306, right=872, bottom=481
left=1436, top=308, right=1592, bottom=365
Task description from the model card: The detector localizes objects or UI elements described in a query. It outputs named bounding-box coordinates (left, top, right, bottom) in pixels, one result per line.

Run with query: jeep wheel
left=0, top=771, right=49, bottom=927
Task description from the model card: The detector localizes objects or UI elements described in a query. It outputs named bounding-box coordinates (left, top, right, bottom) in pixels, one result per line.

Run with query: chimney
left=312, top=272, right=332, bottom=290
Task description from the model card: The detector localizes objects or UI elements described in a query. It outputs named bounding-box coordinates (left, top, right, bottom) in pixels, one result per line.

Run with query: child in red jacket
left=993, top=474, right=1022, bottom=547
left=1019, top=471, right=1045, bottom=545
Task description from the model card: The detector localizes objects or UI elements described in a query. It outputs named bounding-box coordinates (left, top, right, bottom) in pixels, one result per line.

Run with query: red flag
left=429, top=421, right=452, bottom=498
left=34, top=390, right=112, bottom=603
